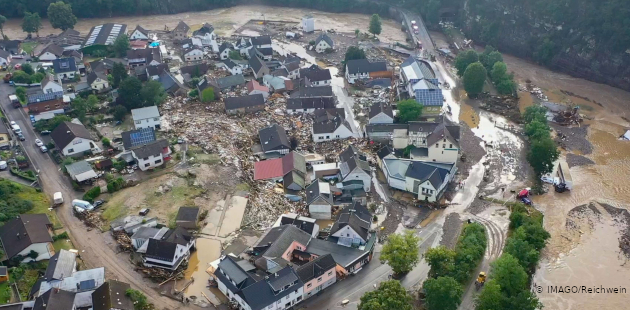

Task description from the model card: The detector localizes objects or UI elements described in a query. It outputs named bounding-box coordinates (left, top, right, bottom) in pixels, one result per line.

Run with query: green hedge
left=82, top=186, right=101, bottom=203
left=10, top=167, right=37, bottom=182
left=107, top=177, right=125, bottom=193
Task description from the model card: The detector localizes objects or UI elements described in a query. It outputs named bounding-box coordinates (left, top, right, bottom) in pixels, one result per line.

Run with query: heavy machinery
left=475, top=272, right=486, bottom=290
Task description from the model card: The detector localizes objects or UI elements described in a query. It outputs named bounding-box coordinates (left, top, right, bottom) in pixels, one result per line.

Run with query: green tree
left=113, top=34, right=130, bottom=57
left=397, top=99, right=424, bottom=123
left=534, top=37, right=556, bottom=65
left=86, top=94, right=99, bottom=111
left=527, top=137, right=559, bottom=176
left=504, top=237, right=539, bottom=272
left=490, top=61, right=507, bottom=84
left=524, top=120, right=550, bottom=140
left=423, top=276, right=463, bottom=310
left=126, top=289, right=151, bottom=310
left=358, top=280, right=412, bottom=310
left=522, top=105, right=548, bottom=124
left=31, top=72, right=44, bottom=83
left=21, top=12, right=41, bottom=37
left=491, top=254, right=529, bottom=297
left=514, top=223, right=550, bottom=251
left=118, top=76, right=143, bottom=109
left=34, top=115, right=71, bottom=132
left=380, top=230, right=420, bottom=274
left=113, top=105, right=127, bottom=122
left=47, top=1, right=77, bottom=31
left=15, top=86, right=26, bottom=102
left=485, top=51, right=504, bottom=70
left=496, top=78, right=516, bottom=95
left=11, top=71, right=32, bottom=84
left=188, top=89, right=198, bottom=98
left=425, top=246, right=456, bottom=278
left=0, top=15, right=6, bottom=38
left=475, top=280, right=504, bottom=310
left=21, top=63, right=34, bottom=75
left=141, top=80, right=166, bottom=107
left=463, top=62, right=487, bottom=96
left=228, top=50, right=242, bottom=60
left=455, top=50, right=479, bottom=77
left=368, top=14, right=382, bottom=37
left=71, top=97, right=87, bottom=122
left=355, top=29, right=360, bottom=37
left=111, top=62, right=128, bottom=88
left=344, top=46, right=367, bottom=65
left=201, top=87, right=215, bottom=102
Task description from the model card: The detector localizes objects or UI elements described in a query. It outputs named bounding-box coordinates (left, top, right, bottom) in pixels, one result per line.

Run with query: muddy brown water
left=1, top=5, right=407, bottom=43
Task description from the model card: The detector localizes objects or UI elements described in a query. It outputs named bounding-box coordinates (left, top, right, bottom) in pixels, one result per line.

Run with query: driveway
left=0, top=82, right=192, bottom=309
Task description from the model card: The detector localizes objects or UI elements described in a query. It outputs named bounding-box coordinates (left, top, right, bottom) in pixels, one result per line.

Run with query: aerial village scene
left=0, top=1, right=628, bottom=310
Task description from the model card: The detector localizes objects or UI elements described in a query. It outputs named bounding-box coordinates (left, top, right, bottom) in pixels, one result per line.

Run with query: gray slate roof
left=291, top=86, right=333, bottom=98
left=44, top=249, right=76, bottom=281
left=92, top=280, right=134, bottom=310
left=339, top=145, right=370, bottom=177
left=0, top=214, right=52, bottom=259
left=405, top=161, right=453, bottom=189
left=251, top=35, right=272, bottom=46
left=193, top=23, right=214, bottom=36
left=306, top=181, right=334, bottom=206
left=306, top=238, right=367, bottom=268
left=53, top=57, right=77, bottom=73
left=176, top=207, right=200, bottom=222
left=261, top=225, right=312, bottom=259
left=368, top=103, right=394, bottom=119
left=259, top=124, right=290, bottom=153
left=345, top=59, right=387, bottom=75
left=217, top=74, right=246, bottom=89
left=34, top=289, right=76, bottom=310
left=312, top=108, right=351, bottom=134
left=315, top=33, right=334, bottom=48
left=329, top=202, right=372, bottom=240
left=224, top=94, right=265, bottom=111
left=65, top=160, right=94, bottom=177
left=51, top=121, right=93, bottom=149
left=130, top=139, right=169, bottom=158
left=300, top=65, right=331, bottom=82
left=296, top=253, right=336, bottom=282
left=173, top=21, right=190, bottom=33
left=286, top=97, right=335, bottom=110
left=87, top=70, right=107, bottom=85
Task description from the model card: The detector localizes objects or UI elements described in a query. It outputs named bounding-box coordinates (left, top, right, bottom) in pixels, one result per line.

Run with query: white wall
left=185, top=50, right=203, bottom=61
left=249, top=89, right=269, bottom=100
left=342, top=170, right=371, bottom=191
left=220, top=49, right=231, bottom=60
left=130, top=30, right=148, bottom=40
left=91, top=78, right=109, bottom=91
left=427, top=137, right=459, bottom=164
left=134, top=153, right=164, bottom=171
left=43, top=81, right=63, bottom=94
left=416, top=180, right=438, bottom=202
left=18, top=242, right=53, bottom=262
left=309, top=204, right=331, bottom=219
left=56, top=71, right=76, bottom=81
left=315, top=41, right=331, bottom=53
left=309, top=79, right=331, bottom=87
left=134, top=117, right=161, bottom=130
left=39, top=52, right=58, bottom=61
left=369, top=113, right=393, bottom=124
left=62, top=138, right=93, bottom=156
left=145, top=241, right=194, bottom=269
left=332, top=225, right=366, bottom=245
left=228, top=66, right=243, bottom=75
left=312, top=125, right=353, bottom=142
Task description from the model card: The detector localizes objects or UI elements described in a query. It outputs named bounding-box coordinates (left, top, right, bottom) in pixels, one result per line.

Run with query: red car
left=516, top=189, right=529, bottom=199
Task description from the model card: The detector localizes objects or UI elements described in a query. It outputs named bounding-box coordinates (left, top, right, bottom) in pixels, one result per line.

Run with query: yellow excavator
left=475, top=272, right=486, bottom=290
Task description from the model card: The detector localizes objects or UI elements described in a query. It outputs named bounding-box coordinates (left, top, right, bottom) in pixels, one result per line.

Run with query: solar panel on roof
left=79, top=279, right=96, bottom=290
left=129, top=128, right=156, bottom=147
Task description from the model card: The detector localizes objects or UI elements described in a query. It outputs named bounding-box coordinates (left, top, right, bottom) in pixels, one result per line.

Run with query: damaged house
left=299, top=65, right=331, bottom=87
left=286, top=97, right=335, bottom=114
left=254, top=152, right=307, bottom=190
left=399, top=56, right=443, bottom=115
left=338, top=145, right=372, bottom=192
left=305, top=181, right=335, bottom=220
left=381, top=158, right=456, bottom=202
left=311, top=108, right=353, bottom=142
left=225, top=94, right=266, bottom=115
left=258, top=124, right=291, bottom=157
left=345, top=59, right=388, bottom=84
left=141, top=227, right=196, bottom=270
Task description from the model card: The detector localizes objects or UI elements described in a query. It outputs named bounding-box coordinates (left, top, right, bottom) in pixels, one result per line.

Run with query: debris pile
left=113, top=230, right=133, bottom=252
left=74, top=210, right=105, bottom=229
left=135, top=266, right=185, bottom=282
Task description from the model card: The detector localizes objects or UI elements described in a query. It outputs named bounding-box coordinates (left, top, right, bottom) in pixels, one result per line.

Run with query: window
left=449, top=144, right=453, bottom=148
left=317, top=277, right=322, bottom=282
left=136, top=121, right=141, bottom=124
left=443, top=144, right=446, bottom=148
left=443, top=138, right=446, bottom=142
left=143, top=157, right=149, bottom=161
left=67, top=148, right=74, bottom=153
left=155, top=159, right=162, bottom=164
left=0, top=137, right=4, bottom=141
left=319, top=136, right=324, bottom=140
left=145, top=163, right=150, bottom=167
left=307, top=283, right=312, bottom=288
left=328, top=271, right=333, bottom=276
left=304, top=109, right=308, bottom=112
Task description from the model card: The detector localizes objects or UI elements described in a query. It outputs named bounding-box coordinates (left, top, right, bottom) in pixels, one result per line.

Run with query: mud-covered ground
left=457, top=122, right=486, bottom=178
left=439, top=213, right=462, bottom=249
left=565, top=153, right=595, bottom=167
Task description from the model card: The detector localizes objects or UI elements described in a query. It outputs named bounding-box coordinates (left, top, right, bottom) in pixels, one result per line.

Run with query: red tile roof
left=254, top=158, right=284, bottom=180
left=247, top=80, right=269, bottom=93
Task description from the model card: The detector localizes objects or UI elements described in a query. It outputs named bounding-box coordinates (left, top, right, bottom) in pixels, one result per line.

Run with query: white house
left=41, top=75, right=63, bottom=94
left=314, top=33, right=334, bottom=53
left=183, top=47, right=203, bottom=62
left=306, top=181, right=335, bottom=219
left=338, top=145, right=372, bottom=192
left=38, top=44, right=64, bottom=61
left=216, top=256, right=305, bottom=310
left=0, top=49, right=12, bottom=66
left=381, top=158, right=456, bottom=202
left=235, top=37, right=253, bottom=56
left=0, top=214, right=54, bottom=263
left=130, top=139, right=171, bottom=171
left=345, top=59, right=387, bottom=84
left=300, top=65, right=332, bottom=87
left=131, top=106, right=161, bottom=130
left=218, top=42, right=233, bottom=60
left=329, top=202, right=372, bottom=247
left=52, top=58, right=78, bottom=80
left=246, top=80, right=269, bottom=99
left=407, top=122, right=460, bottom=164
left=368, top=103, right=394, bottom=124
left=312, top=108, right=353, bottom=142
left=51, top=121, right=100, bottom=156
left=251, top=35, right=272, bottom=49
left=87, top=71, right=109, bottom=92
left=143, top=227, right=195, bottom=270
left=129, top=25, right=149, bottom=40
left=223, top=59, right=243, bottom=75
left=193, top=23, right=218, bottom=52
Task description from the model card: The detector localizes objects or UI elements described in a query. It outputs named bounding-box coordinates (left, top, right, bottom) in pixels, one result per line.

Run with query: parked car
left=39, top=145, right=48, bottom=152
left=93, top=200, right=105, bottom=209
left=17, top=133, right=25, bottom=141
left=0, top=161, right=7, bottom=170
left=521, top=197, right=532, bottom=205
left=10, top=121, right=16, bottom=126
left=541, top=174, right=554, bottom=184
left=35, top=139, right=44, bottom=147
left=139, top=208, right=150, bottom=216
left=40, top=130, right=51, bottom=135
left=53, top=192, right=64, bottom=206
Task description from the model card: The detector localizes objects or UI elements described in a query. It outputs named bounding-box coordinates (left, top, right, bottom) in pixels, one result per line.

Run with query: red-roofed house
left=246, top=80, right=269, bottom=100
left=254, top=152, right=307, bottom=182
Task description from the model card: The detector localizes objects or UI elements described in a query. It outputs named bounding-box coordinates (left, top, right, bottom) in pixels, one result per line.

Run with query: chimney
left=76, top=283, right=80, bottom=290
left=16, top=233, right=20, bottom=240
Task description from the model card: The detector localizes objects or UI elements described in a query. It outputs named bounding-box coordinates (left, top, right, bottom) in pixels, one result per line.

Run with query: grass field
left=20, top=42, right=37, bottom=54
left=10, top=182, right=61, bottom=229
left=0, top=282, right=11, bottom=304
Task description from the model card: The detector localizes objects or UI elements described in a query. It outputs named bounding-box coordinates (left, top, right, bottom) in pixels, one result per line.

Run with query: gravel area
left=566, top=153, right=595, bottom=167
left=440, top=213, right=463, bottom=249
left=379, top=199, right=406, bottom=240
left=551, top=123, right=593, bottom=155
left=466, top=197, right=492, bottom=215
left=599, top=203, right=630, bottom=258
left=457, top=122, right=486, bottom=178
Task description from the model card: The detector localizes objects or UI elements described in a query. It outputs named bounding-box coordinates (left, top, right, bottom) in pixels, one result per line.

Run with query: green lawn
left=101, top=201, right=126, bottom=223
left=21, top=42, right=38, bottom=54
left=17, top=185, right=61, bottom=229
left=0, top=281, right=11, bottom=304
left=53, top=238, right=74, bottom=252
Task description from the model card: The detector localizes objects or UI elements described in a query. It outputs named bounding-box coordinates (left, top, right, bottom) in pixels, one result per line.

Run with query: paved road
left=0, top=82, right=189, bottom=309
left=299, top=222, right=442, bottom=310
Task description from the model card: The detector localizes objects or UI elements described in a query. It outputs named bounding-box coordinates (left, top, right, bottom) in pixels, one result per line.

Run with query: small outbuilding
left=66, top=160, right=98, bottom=182
left=175, top=207, right=201, bottom=229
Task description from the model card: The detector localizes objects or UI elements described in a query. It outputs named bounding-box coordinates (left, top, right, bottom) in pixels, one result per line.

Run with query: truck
left=9, top=95, right=20, bottom=108
left=3, top=73, right=11, bottom=83
left=53, top=192, right=64, bottom=206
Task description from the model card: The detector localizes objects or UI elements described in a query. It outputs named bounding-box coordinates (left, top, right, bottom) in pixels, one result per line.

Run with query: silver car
left=40, top=145, right=48, bottom=153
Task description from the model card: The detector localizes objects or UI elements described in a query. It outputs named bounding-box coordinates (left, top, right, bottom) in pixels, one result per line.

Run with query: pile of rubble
left=112, top=230, right=133, bottom=252
left=75, top=210, right=105, bottom=229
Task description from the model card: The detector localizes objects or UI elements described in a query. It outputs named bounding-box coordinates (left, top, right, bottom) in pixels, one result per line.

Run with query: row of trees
left=455, top=46, right=516, bottom=97
left=422, top=223, right=487, bottom=310
left=476, top=204, right=549, bottom=310
left=522, top=105, right=559, bottom=177
left=2, top=1, right=78, bottom=38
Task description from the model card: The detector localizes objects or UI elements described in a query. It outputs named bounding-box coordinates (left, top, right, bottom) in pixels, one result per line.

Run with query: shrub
left=101, top=137, right=111, bottom=147
left=82, top=186, right=101, bottom=202
left=53, top=231, right=69, bottom=241
left=106, top=177, right=125, bottom=193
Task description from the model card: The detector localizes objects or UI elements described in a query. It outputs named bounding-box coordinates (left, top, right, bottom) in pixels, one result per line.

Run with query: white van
left=53, top=192, right=64, bottom=206
left=72, top=199, right=94, bottom=212
left=11, top=124, right=21, bottom=134
left=0, top=161, right=7, bottom=170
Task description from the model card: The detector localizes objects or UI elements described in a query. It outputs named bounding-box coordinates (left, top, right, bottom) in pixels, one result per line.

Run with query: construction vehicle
left=475, top=272, right=486, bottom=290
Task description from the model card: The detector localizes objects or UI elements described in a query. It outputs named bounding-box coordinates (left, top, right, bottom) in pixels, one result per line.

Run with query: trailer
left=555, top=160, right=573, bottom=192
